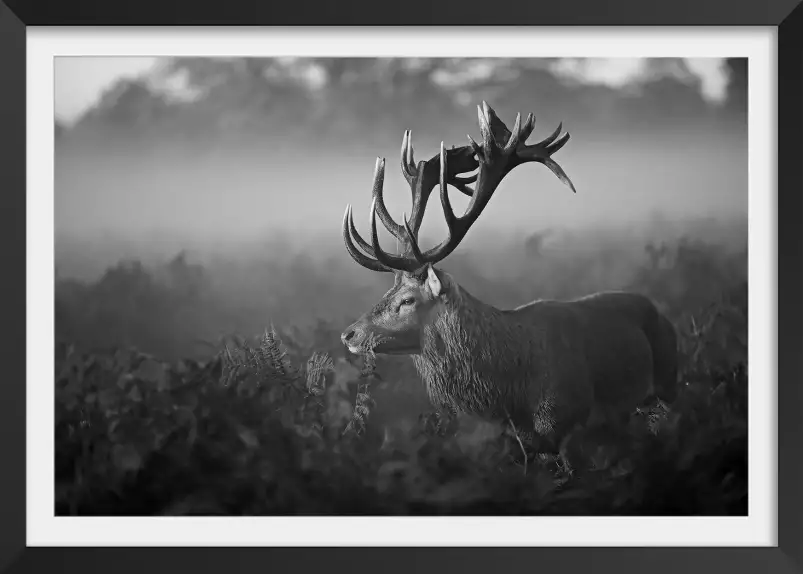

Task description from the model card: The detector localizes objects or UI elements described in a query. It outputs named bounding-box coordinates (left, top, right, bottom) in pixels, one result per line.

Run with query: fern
left=261, top=325, right=294, bottom=380
left=305, top=352, right=333, bottom=397
left=296, top=352, right=334, bottom=439
left=217, top=325, right=301, bottom=387
left=343, top=350, right=378, bottom=437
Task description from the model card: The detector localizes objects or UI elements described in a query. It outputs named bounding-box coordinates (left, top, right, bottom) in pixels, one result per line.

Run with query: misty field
left=52, top=57, right=749, bottom=517
left=54, top=226, right=748, bottom=516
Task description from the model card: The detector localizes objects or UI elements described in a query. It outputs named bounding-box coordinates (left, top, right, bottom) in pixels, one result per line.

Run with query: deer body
left=340, top=101, right=679, bottom=465
left=417, top=278, right=677, bottom=433
left=347, top=268, right=677, bottom=451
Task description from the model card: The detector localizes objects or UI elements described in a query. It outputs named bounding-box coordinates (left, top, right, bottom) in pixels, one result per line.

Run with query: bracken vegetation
left=54, top=233, right=748, bottom=516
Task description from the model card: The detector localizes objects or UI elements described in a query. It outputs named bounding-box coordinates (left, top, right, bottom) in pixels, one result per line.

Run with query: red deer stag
left=340, top=101, right=678, bottom=469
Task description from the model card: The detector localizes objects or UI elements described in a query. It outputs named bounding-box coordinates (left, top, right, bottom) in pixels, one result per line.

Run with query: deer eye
left=398, top=297, right=416, bottom=309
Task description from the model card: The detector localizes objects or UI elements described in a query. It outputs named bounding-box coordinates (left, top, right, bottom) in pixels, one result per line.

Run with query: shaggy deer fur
left=340, top=102, right=679, bottom=464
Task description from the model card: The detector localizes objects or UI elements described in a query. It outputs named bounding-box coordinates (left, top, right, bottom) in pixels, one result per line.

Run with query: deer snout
left=341, top=319, right=371, bottom=354
left=341, top=320, right=363, bottom=348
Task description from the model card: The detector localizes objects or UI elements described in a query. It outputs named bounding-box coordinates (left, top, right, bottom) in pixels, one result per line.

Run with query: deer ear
left=425, top=264, right=442, bottom=298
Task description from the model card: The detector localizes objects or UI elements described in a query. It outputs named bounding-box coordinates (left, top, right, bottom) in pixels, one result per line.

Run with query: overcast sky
left=55, top=57, right=158, bottom=122
left=54, top=57, right=733, bottom=123
left=54, top=56, right=746, bottom=261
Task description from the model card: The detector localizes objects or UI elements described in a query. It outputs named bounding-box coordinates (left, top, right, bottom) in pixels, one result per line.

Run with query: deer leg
left=435, top=407, right=459, bottom=436
left=558, top=438, right=574, bottom=476
left=580, top=407, right=635, bottom=471
left=556, top=424, right=587, bottom=477
left=535, top=397, right=592, bottom=476
left=502, top=424, right=536, bottom=467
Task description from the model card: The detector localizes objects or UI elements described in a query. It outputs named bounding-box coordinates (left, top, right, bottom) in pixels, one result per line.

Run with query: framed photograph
left=1, top=1, right=800, bottom=572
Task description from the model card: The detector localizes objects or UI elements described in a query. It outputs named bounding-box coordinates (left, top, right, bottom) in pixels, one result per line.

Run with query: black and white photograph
left=34, top=23, right=778, bottom=547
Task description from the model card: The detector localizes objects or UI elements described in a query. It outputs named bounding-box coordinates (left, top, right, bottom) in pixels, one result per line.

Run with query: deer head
left=340, top=101, right=576, bottom=356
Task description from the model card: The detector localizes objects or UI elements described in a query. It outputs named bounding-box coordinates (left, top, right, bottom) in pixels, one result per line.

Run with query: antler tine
left=402, top=128, right=451, bottom=241
left=397, top=132, right=456, bottom=247
left=402, top=211, right=426, bottom=263
left=538, top=122, right=563, bottom=148
left=503, top=112, right=522, bottom=154
left=408, top=141, right=475, bottom=265
left=346, top=205, right=375, bottom=256
left=520, top=112, right=536, bottom=142
left=342, top=205, right=394, bottom=273
left=412, top=102, right=576, bottom=266
left=514, top=121, right=577, bottom=194
left=343, top=131, right=461, bottom=275
left=368, top=197, right=424, bottom=272
left=545, top=131, right=571, bottom=155
left=400, top=130, right=416, bottom=184
left=477, top=103, right=497, bottom=150
left=371, top=157, right=407, bottom=241
left=439, top=141, right=458, bottom=230
left=343, top=102, right=574, bottom=274
left=341, top=155, right=416, bottom=274
left=399, top=130, right=437, bottom=238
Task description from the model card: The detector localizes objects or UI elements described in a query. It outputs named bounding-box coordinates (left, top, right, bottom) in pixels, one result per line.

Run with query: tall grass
left=54, top=232, right=748, bottom=515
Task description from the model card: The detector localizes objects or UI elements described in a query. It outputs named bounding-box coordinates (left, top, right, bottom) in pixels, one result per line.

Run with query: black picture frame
left=1, top=1, right=799, bottom=572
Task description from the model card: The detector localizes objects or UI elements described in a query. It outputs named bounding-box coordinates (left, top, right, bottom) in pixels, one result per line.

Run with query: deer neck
left=411, top=284, right=510, bottom=415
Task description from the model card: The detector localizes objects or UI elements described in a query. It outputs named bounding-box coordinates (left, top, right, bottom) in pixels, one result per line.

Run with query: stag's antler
left=342, top=132, right=476, bottom=272
left=343, top=101, right=576, bottom=273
